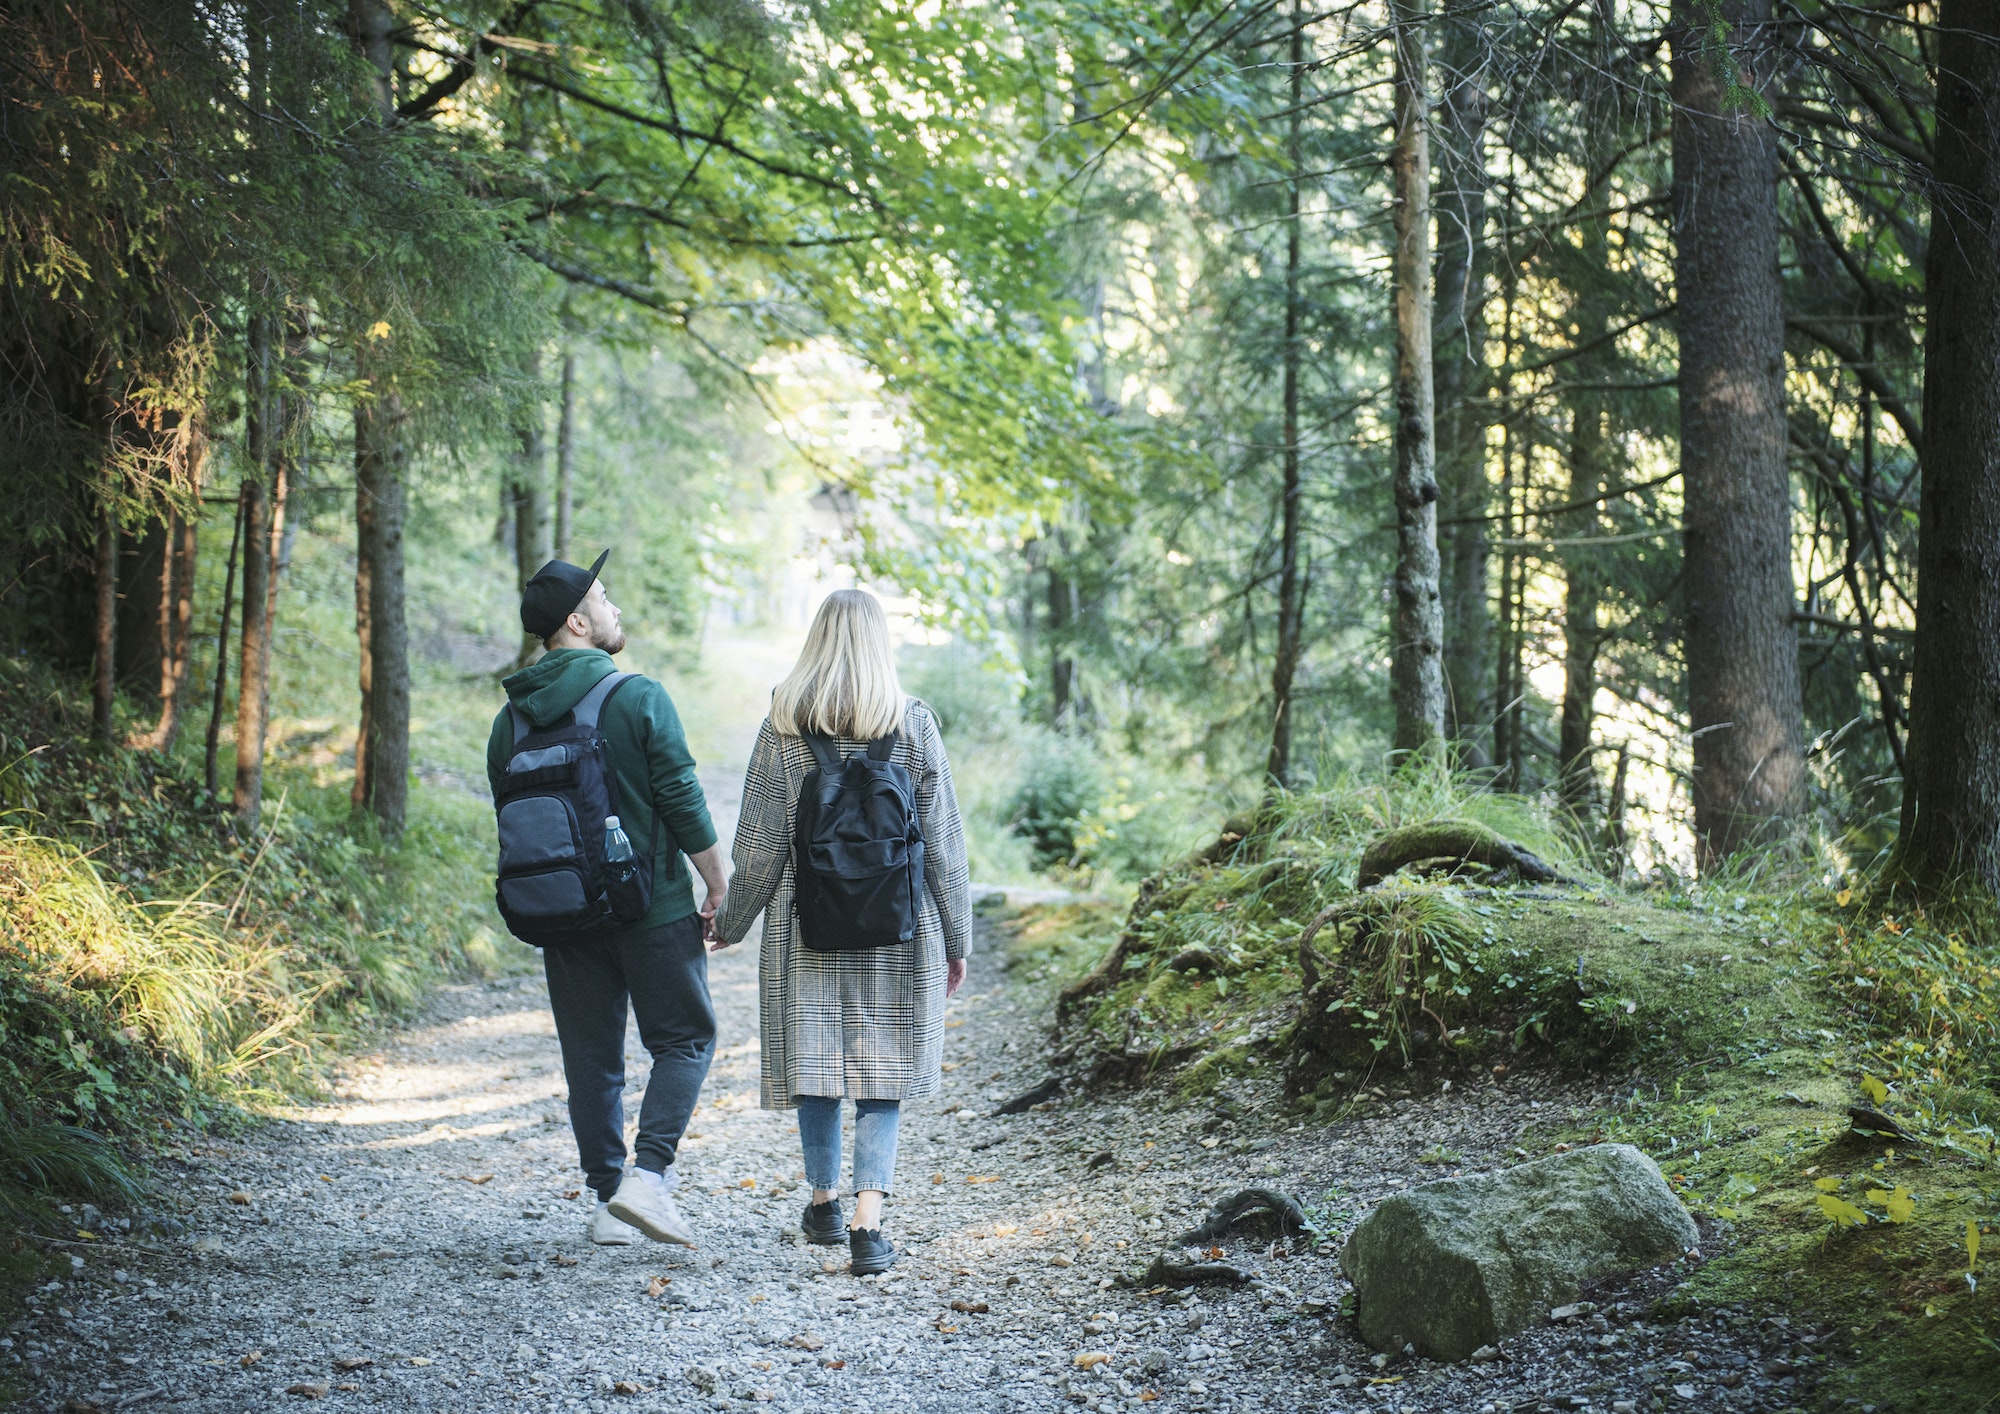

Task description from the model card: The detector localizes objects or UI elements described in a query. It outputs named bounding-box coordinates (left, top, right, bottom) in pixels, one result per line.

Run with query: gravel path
left=10, top=928, right=1826, bottom=1414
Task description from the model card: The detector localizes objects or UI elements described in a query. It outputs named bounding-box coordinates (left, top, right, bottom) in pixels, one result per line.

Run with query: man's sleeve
left=641, top=681, right=718, bottom=856
left=485, top=709, right=510, bottom=799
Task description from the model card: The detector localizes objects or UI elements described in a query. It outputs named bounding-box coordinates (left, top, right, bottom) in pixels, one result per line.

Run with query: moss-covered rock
left=1340, top=1143, right=1697, bottom=1360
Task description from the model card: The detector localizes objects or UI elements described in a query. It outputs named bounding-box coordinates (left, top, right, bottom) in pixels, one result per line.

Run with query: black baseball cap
left=520, top=549, right=611, bottom=639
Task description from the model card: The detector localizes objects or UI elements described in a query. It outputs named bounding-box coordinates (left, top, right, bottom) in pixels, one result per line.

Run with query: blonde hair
left=770, top=589, right=906, bottom=739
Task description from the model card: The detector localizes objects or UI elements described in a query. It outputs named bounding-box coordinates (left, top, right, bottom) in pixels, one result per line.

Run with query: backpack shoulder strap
left=508, top=703, right=534, bottom=746
left=865, top=732, right=899, bottom=762
left=571, top=671, right=637, bottom=730
left=802, top=733, right=842, bottom=775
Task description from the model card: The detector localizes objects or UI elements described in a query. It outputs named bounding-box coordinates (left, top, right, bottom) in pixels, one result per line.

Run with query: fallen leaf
left=1816, top=1193, right=1870, bottom=1228
left=550, top=1253, right=577, bottom=1267
left=1074, top=1352, right=1110, bottom=1370
left=228, top=1191, right=253, bottom=1206
left=647, top=1276, right=672, bottom=1299
left=1836, top=887, right=1853, bottom=907
left=563, top=1190, right=581, bottom=1200
left=941, top=1062, right=958, bottom=1071
left=931, top=1173, right=945, bottom=1185
left=1368, top=1376, right=1404, bottom=1386
left=464, top=1174, right=494, bottom=1186
left=240, top=1351, right=264, bottom=1368
left=824, top=1360, right=846, bottom=1370
left=319, top=1175, right=334, bottom=1183
left=740, top=1178, right=757, bottom=1189
left=949, top=1299, right=989, bottom=1314
left=993, top=1224, right=1018, bottom=1237
left=787, top=1333, right=825, bottom=1351
left=285, top=1384, right=328, bottom=1399
left=406, top=1356, right=433, bottom=1367
left=966, top=1175, right=1000, bottom=1185
left=613, top=1381, right=642, bottom=1395
left=1813, top=1177, right=1843, bottom=1192
left=1861, top=1074, right=1889, bottom=1105
left=934, top=1321, right=958, bottom=1334
left=1139, top=1393, right=1159, bottom=1403
left=335, top=1383, right=359, bottom=1392
left=333, top=1357, right=373, bottom=1371
left=1204, top=1245, right=1226, bottom=1261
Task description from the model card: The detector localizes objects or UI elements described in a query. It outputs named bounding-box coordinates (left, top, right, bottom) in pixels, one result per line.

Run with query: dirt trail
left=12, top=930, right=1804, bottom=1414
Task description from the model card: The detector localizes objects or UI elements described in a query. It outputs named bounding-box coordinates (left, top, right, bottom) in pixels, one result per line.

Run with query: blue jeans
left=796, top=1096, right=901, bottom=1196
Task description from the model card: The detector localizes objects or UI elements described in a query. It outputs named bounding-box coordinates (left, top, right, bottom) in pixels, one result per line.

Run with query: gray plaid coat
left=712, top=699, right=972, bottom=1109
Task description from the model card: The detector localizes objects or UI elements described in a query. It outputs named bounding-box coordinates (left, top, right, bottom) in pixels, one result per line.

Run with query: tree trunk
left=512, top=350, right=552, bottom=664
left=349, top=0, right=410, bottom=838
left=351, top=442, right=374, bottom=813
left=205, top=490, right=245, bottom=798
left=234, top=316, right=274, bottom=834
left=1670, top=0, right=1804, bottom=867
left=1266, top=4, right=1306, bottom=790
left=1047, top=559, right=1075, bottom=729
left=1432, top=0, right=1492, bottom=766
left=140, top=505, right=198, bottom=752
left=353, top=380, right=410, bottom=835
left=1388, top=0, right=1445, bottom=758
left=1558, top=399, right=1605, bottom=812
left=1895, top=0, right=2000, bottom=894
left=92, top=503, right=116, bottom=743
left=556, top=348, right=576, bottom=563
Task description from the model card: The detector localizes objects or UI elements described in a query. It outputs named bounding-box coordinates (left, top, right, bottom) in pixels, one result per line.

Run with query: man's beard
left=591, top=621, right=626, bottom=655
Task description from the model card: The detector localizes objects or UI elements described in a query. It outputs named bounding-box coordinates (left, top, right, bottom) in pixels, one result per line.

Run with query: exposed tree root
left=1176, top=1187, right=1307, bottom=1244
left=1355, top=820, right=1557, bottom=889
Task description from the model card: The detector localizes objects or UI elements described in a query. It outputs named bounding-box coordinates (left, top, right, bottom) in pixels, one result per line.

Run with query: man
left=486, top=551, right=727, bottom=1248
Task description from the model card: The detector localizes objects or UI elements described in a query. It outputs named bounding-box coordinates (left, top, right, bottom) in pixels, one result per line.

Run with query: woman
left=710, top=588, right=971, bottom=1275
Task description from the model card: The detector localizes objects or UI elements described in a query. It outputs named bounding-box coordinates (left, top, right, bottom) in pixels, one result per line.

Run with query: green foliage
left=1006, top=738, right=1105, bottom=872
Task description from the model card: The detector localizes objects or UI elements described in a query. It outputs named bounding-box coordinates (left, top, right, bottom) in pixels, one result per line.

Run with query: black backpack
left=793, top=733, right=926, bottom=953
left=494, top=671, right=657, bottom=946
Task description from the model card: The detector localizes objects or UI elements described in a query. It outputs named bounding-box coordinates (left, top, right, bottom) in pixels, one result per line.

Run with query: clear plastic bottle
left=604, top=815, right=634, bottom=864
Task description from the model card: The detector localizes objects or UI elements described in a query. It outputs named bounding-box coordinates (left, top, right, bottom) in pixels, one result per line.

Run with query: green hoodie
left=486, top=648, right=717, bottom=932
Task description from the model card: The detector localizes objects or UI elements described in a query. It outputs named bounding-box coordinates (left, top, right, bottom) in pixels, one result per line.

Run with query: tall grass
left=0, top=824, right=322, bottom=1099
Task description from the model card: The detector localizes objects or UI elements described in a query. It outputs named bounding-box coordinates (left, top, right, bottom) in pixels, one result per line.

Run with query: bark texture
left=1389, top=0, right=1446, bottom=757
left=204, top=490, right=245, bottom=798
left=1266, top=4, right=1306, bottom=789
left=556, top=348, right=576, bottom=563
left=91, top=504, right=116, bottom=742
left=1670, top=0, right=1804, bottom=865
left=353, top=380, right=410, bottom=835
left=511, top=348, right=552, bottom=664
left=139, top=508, right=197, bottom=752
left=348, top=0, right=410, bottom=836
left=1896, top=0, right=2000, bottom=893
left=1558, top=400, right=1605, bottom=812
left=1432, top=0, right=1492, bottom=765
left=233, top=315, right=274, bottom=833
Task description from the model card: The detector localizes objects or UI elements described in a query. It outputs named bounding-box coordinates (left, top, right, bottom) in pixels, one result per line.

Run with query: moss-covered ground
left=997, top=784, right=2000, bottom=1412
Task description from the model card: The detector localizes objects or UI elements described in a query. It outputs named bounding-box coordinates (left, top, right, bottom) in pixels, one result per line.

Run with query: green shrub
left=1006, top=736, right=1103, bottom=870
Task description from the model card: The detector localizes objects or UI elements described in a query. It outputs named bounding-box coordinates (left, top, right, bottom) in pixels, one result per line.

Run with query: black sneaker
left=848, top=1227, right=897, bottom=1276
left=802, top=1198, right=845, bottom=1247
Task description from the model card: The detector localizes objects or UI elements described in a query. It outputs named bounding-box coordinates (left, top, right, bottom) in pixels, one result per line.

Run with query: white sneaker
left=606, top=1168, right=696, bottom=1247
left=588, top=1201, right=639, bottom=1246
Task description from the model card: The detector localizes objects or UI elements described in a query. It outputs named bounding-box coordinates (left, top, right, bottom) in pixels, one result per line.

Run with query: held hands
left=946, top=957, right=967, bottom=998
left=702, top=888, right=730, bottom=950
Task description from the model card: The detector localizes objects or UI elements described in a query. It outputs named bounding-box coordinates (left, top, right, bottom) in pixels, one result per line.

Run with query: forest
left=3, top=0, right=1998, bottom=1410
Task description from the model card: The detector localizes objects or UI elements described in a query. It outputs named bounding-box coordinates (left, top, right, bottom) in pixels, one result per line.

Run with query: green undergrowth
left=0, top=646, right=506, bottom=1238
left=1002, top=771, right=2000, bottom=1410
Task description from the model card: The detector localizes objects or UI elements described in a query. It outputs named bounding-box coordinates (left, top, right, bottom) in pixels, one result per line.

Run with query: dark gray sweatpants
left=542, top=913, right=715, bottom=1201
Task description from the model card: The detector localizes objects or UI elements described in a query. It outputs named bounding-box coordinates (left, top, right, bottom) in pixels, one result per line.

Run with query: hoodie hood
left=501, top=648, right=620, bottom=728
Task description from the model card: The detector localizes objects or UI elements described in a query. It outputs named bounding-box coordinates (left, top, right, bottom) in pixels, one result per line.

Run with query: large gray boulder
left=1340, top=1143, right=1697, bottom=1360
